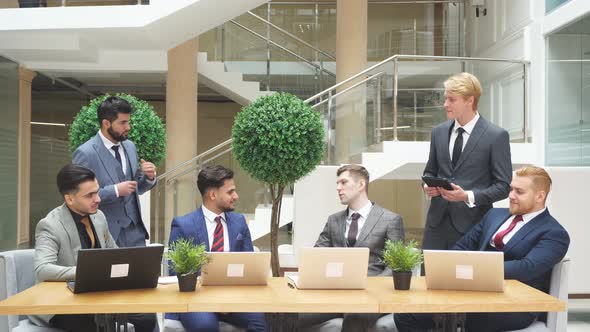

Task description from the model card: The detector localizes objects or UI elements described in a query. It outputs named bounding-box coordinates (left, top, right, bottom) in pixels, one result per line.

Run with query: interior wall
left=368, top=179, right=427, bottom=243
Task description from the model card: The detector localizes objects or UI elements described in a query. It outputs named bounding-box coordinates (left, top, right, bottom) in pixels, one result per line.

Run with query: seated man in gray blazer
left=298, top=164, right=405, bottom=332
left=29, top=164, right=157, bottom=332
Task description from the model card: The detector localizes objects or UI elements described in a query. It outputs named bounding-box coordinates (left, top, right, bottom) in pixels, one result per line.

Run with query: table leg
left=115, top=314, right=129, bottom=332
left=95, top=314, right=115, bottom=332
left=265, top=313, right=297, bottom=332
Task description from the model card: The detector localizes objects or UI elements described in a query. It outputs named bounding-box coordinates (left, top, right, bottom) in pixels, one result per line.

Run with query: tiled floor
left=568, top=299, right=590, bottom=331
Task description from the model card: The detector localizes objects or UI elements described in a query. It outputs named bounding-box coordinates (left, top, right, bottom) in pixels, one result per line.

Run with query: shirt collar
left=66, top=206, right=88, bottom=225
left=453, top=112, right=480, bottom=135
left=520, top=207, right=546, bottom=223
left=98, top=130, right=120, bottom=150
left=202, top=205, right=225, bottom=224
left=348, top=201, right=373, bottom=220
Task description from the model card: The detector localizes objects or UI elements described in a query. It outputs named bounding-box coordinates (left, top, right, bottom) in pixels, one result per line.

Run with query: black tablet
left=421, top=175, right=453, bottom=190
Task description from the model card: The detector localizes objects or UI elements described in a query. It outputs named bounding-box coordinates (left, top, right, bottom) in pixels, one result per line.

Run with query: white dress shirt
left=99, top=130, right=128, bottom=175
left=449, top=113, right=480, bottom=208
left=345, top=201, right=373, bottom=241
left=490, top=207, right=547, bottom=248
left=99, top=130, right=127, bottom=197
left=202, top=205, right=230, bottom=252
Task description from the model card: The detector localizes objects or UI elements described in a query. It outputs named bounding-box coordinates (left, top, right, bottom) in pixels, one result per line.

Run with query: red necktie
left=493, top=215, right=523, bottom=250
left=211, top=216, right=224, bottom=252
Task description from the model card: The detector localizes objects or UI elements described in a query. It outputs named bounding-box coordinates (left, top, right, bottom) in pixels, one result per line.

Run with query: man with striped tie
left=166, top=165, right=267, bottom=332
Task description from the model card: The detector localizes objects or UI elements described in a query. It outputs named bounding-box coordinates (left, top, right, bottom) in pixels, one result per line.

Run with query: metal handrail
left=158, top=54, right=530, bottom=182
left=245, top=11, right=336, bottom=61
left=229, top=20, right=336, bottom=78
left=304, top=54, right=530, bottom=104
left=156, top=139, right=232, bottom=181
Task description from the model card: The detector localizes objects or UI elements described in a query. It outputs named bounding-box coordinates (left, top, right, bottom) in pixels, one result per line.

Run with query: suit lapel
left=454, top=116, right=489, bottom=170
left=121, top=140, right=137, bottom=179
left=194, top=208, right=210, bottom=250
left=337, top=211, right=348, bottom=247
left=502, top=210, right=550, bottom=253
left=225, top=214, right=238, bottom=252
left=92, top=133, right=125, bottom=182
left=57, top=204, right=82, bottom=262
left=482, top=212, right=511, bottom=250
left=440, top=121, right=454, bottom=171
left=89, top=214, right=107, bottom=248
left=356, top=204, right=382, bottom=245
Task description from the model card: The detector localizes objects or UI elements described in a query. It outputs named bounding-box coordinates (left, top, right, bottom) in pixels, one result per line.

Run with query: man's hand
left=117, top=181, right=137, bottom=196
left=424, top=185, right=441, bottom=197
left=439, top=183, right=468, bottom=202
left=140, top=159, right=156, bottom=180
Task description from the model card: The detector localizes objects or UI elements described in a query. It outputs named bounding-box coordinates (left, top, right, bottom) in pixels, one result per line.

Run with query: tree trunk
left=269, top=184, right=284, bottom=277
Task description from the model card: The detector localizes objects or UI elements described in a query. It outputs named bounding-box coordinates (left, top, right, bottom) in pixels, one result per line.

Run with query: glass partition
left=306, top=55, right=529, bottom=164
left=546, top=32, right=590, bottom=166
left=0, top=57, right=19, bottom=250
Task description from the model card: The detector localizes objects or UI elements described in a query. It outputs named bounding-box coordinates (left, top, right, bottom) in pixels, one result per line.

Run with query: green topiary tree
left=69, top=93, right=166, bottom=166
left=232, top=92, right=324, bottom=276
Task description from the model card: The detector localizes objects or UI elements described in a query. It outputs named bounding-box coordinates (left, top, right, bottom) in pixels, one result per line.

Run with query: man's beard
left=222, top=207, right=235, bottom=213
left=108, top=126, right=128, bottom=142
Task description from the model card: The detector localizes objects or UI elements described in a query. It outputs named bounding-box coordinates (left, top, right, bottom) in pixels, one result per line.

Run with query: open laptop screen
left=424, top=250, right=504, bottom=292
left=69, top=245, right=164, bottom=294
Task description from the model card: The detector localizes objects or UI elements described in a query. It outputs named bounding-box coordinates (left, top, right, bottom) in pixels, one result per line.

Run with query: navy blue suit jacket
left=168, top=207, right=254, bottom=261
left=166, top=207, right=254, bottom=321
left=453, top=208, right=570, bottom=292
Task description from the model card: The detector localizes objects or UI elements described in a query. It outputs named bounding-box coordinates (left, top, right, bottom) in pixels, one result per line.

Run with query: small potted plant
left=168, top=238, right=210, bottom=292
left=382, top=239, right=423, bottom=290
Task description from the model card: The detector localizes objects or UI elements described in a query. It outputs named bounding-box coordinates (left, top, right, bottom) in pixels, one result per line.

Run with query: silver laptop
left=424, top=250, right=505, bottom=292
left=286, top=247, right=369, bottom=289
left=201, top=252, right=270, bottom=286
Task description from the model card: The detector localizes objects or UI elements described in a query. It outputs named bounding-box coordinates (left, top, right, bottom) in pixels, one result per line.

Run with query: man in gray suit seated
left=298, top=164, right=405, bottom=332
left=422, top=72, right=512, bottom=251
left=73, top=96, right=157, bottom=247
left=29, top=164, right=157, bottom=331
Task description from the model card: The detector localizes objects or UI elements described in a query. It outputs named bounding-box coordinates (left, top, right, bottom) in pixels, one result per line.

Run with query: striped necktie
left=211, top=216, right=224, bottom=252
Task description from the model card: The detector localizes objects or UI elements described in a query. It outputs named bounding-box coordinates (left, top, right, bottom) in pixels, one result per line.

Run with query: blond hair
left=515, top=166, right=552, bottom=195
left=443, top=72, right=482, bottom=111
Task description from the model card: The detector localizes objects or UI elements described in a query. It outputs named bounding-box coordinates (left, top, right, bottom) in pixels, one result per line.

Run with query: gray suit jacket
left=29, top=204, right=116, bottom=326
left=73, top=133, right=156, bottom=246
left=423, top=116, right=512, bottom=234
left=315, top=203, right=405, bottom=276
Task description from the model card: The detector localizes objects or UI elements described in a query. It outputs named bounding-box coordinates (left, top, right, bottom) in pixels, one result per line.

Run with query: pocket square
left=236, top=233, right=243, bottom=241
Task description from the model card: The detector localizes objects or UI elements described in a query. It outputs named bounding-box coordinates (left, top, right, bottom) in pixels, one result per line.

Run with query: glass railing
left=1, top=0, right=147, bottom=8
left=199, top=10, right=336, bottom=100
left=307, top=55, right=530, bottom=163
left=152, top=54, right=530, bottom=244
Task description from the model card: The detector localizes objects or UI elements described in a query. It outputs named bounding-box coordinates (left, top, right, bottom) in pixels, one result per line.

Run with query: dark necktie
left=452, top=127, right=465, bottom=168
left=111, top=145, right=122, bottom=166
left=211, top=216, right=225, bottom=252
left=347, top=212, right=361, bottom=247
left=493, top=215, right=523, bottom=250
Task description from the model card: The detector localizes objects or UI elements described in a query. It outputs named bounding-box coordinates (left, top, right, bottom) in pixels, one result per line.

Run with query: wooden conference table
left=0, top=277, right=565, bottom=331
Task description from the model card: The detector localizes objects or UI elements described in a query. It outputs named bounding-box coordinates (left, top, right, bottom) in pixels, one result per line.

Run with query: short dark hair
left=337, top=164, right=370, bottom=193
left=97, top=96, right=133, bottom=125
left=197, top=165, right=234, bottom=196
left=56, top=164, right=96, bottom=195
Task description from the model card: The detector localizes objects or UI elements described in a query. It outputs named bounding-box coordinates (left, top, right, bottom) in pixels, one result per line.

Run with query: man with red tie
left=395, top=166, right=570, bottom=332
left=166, top=165, right=267, bottom=332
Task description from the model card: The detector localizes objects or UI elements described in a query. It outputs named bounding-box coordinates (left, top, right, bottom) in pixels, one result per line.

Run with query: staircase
left=197, top=52, right=274, bottom=105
